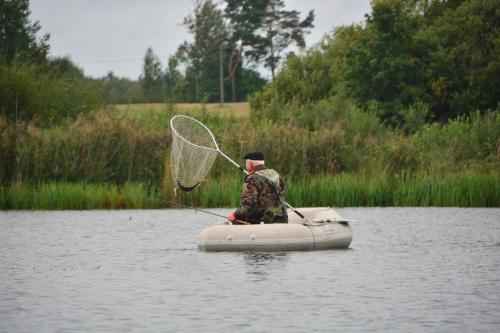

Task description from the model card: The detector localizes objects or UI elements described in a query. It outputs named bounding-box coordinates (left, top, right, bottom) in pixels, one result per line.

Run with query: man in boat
left=227, top=151, right=288, bottom=224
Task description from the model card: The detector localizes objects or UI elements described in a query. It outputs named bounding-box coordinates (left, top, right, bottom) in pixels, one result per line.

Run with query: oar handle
left=233, top=219, right=250, bottom=225
left=286, top=204, right=305, bottom=218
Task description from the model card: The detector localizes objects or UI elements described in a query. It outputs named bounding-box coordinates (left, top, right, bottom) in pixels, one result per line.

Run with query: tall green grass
left=1, top=171, right=498, bottom=209
left=393, top=171, right=500, bottom=207
left=288, top=171, right=499, bottom=207
left=286, top=173, right=394, bottom=207
left=1, top=103, right=498, bottom=209
left=2, top=106, right=498, bottom=187
left=0, top=182, right=159, bottom=210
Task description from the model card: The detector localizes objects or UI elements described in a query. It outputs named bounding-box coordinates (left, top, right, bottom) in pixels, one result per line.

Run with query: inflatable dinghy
left=197, top=207, right=353, bottom=252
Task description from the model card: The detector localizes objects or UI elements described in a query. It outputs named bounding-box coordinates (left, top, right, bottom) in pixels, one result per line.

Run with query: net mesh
left=170, top=115, right=219, bottom=191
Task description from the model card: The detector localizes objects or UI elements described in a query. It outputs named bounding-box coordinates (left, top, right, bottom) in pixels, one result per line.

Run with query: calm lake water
left=1, top=208, right=499, bottom=332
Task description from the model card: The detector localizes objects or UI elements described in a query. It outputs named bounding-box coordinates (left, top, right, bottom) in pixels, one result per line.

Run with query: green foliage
left=261, top=0, right=315, bottom=79
left=168, top=0, right=270, bottom=103
left=408, top=109, right=500, bottom=172
left=0, top=1, right=101, bottom=126
left=100, top=71, right=144, bottom=104
left=0, top=62, right=100, bottom=126
left=0, top=0, right=49, bottom=64
left=163, top=56, right=185, bottom=103
left=400, top=101, right=431, bottom=134
left=393, top=170, right=500, bottom=207
left=1, top=0, right=498, bottom=208
left=0, top=102, right=498, bottom=207
left=223, top=0, right=315, bottom=101
left=178, top=0, right=227, bottom=102
left=0, top=182, right=159, bottom=209
left=224, top=0, right=269, bottom=101
left=345, top=0, right=424, bottom=122
left=417, top=0, right=500, bottom=120
left=140, top=47, right=165, bottom=102
left=0, top=110, right=170, bottom=186
left=1, top=102, right=498, bottom=191
left=2, top=170, right=498, bottom=209
left=199, top=177, right=241, bottom=208
left=234, top=67, right=267, bottom=101
left=251, top=0, right=500, bottom=124
left=224, top=0, right=269, bottom=61
left=249, top=25, right=361, bottom=107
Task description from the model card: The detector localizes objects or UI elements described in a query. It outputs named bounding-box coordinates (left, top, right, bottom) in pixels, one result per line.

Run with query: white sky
left=30, top=0, right=371, bottom=80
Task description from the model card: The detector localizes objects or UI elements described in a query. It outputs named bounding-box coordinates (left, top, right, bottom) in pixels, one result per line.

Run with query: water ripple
left=0, top=208, right=499, bottom=332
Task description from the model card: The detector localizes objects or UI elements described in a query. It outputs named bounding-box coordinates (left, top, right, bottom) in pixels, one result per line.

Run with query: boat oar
left=160, top=200, right=250, bottom=225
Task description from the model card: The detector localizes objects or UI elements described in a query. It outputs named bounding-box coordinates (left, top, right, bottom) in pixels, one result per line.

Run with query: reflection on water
left=243, top=252, right=289, bottom=281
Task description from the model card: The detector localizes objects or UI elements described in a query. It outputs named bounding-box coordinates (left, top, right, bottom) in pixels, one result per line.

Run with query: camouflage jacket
left=234, top=166, right=288, bottom=224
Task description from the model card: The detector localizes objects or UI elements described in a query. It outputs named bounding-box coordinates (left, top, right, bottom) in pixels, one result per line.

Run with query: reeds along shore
left=1, top=171, right=498, bottom=209
left=0, top=105, right=499, bottom=209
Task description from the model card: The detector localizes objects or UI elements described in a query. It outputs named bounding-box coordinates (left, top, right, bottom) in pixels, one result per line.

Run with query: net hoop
left=169, top=115, right=305, bottom=219
left=170, top=115, right=221, bottom=192
left=170, top=115, right=219, bottom=152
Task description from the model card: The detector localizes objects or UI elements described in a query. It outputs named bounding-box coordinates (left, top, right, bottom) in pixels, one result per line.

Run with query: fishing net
left=170, top=115, right=219, bottom=191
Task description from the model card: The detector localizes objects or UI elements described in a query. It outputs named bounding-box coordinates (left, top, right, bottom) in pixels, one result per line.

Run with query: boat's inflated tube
left=197, top=207, right=353, bottom=252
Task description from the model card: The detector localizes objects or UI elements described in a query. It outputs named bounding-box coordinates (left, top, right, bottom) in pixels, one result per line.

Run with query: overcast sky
left=30, top=0, right=371, bottom=80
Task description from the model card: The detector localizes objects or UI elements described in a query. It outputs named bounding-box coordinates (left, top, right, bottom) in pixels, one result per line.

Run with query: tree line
left=251, top=0, right=500, bottom=125
left=139, top=0, right=314, bottom=103
left=2, top=0, right=499, bottom=126
left=0, top=0, right=314, bottom=119
left=0, top=0, right=101, bottom=126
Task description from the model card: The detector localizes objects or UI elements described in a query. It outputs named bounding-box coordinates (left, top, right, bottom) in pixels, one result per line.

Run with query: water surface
left=1, top=208, right=499, bottom=332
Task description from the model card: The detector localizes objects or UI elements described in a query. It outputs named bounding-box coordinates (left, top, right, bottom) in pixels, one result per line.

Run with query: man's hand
left=227, top=212, right=237, bottom=222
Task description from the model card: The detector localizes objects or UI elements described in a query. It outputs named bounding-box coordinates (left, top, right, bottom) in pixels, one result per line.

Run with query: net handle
left=219, top=151, right=246, bottom=174
left=171, top=115, right=305, bottom=220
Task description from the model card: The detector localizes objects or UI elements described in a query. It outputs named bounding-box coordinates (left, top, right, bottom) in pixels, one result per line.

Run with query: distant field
left=112, top=102, right=250, bottom=118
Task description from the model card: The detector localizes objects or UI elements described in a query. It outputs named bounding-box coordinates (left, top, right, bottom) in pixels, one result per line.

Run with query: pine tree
left=0, top=0, right=49, bottom=64
left=262, top=0, right=314, bottom=80
left=140, top=47, right=164, bottom=102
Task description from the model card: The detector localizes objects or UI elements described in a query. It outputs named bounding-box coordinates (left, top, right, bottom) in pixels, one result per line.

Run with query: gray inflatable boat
left=197, top=207, right=353, bottom=252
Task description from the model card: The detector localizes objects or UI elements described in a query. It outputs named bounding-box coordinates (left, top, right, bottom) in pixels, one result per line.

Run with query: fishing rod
left=161, top=200, right=249, bottom=225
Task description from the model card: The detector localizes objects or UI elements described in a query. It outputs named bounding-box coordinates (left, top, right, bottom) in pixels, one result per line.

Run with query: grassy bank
left=1, top=102, right=498, bottom=208
left=1, top=171, right=498, bottom=210
left=0, top=183, right=160, bottom=210
left=3, top=106, right=498, bottom=187
left=112, top=102, right=250, bottom=119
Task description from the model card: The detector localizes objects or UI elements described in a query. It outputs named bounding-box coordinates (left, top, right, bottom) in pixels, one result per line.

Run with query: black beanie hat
left=243, top=151, right=264, bottom=160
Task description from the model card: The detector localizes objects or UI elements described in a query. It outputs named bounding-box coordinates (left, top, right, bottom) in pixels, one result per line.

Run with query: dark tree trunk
left=228, top=48, right=241, bottom=102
